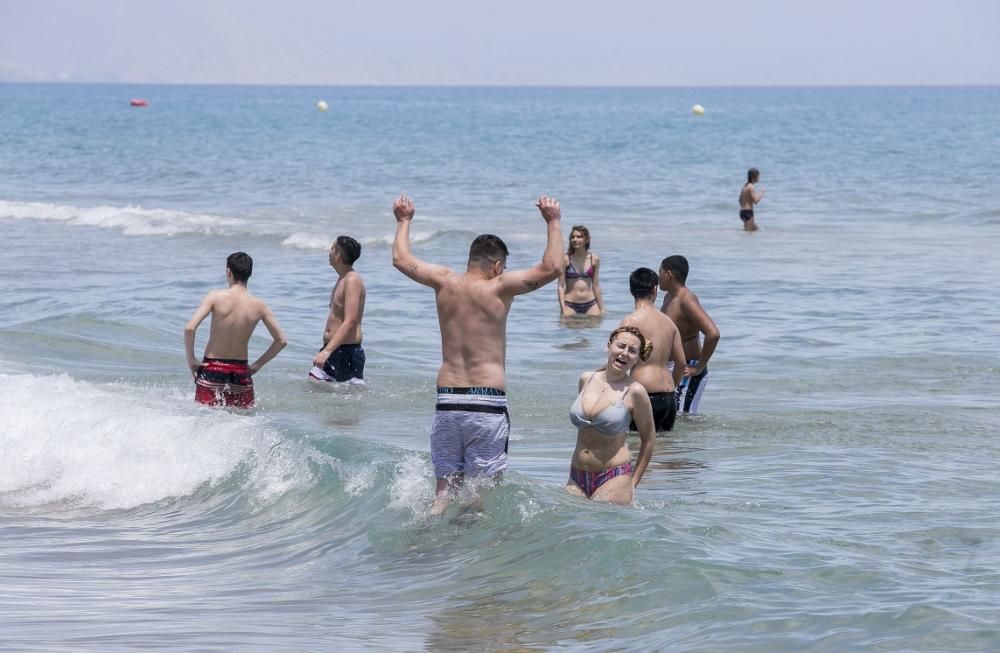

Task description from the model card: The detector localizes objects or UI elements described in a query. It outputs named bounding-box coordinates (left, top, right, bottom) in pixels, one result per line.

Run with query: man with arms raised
left=618, top=267, right=687, bottom=432
left=392, top=193, right=563, bottom=514
left=185, top=252, right=287, bottom=408
left=309, top=236, right=367, bottom=384
left=659, top=255, right=720, bottom=415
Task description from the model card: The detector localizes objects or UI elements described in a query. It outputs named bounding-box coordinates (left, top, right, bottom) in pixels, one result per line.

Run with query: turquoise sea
left=1, top=84, right=999, bottom=651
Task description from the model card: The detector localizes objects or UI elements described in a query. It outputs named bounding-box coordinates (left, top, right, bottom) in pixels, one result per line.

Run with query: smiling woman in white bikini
left=567, top=326, right=656, bottom=505
left=557, top=225, right=605, bottom=317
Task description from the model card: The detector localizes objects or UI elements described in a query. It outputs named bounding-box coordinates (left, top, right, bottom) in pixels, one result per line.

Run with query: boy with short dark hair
left=309, top=236, right=367, bottom=384
left=659, top=255, right=720, bottom=415
left=185, top=252, right=287, bottom=407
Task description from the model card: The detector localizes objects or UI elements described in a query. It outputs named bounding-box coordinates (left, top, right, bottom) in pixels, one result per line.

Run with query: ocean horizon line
left=2, top=80, right=998, bottom=91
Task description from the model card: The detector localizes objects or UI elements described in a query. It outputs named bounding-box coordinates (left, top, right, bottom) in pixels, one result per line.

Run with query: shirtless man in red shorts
left=184, top=252, right=287, bottom=408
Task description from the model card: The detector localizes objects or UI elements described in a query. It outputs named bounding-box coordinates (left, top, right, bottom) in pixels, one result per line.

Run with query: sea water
left=1, top=84, right=999, bottom=651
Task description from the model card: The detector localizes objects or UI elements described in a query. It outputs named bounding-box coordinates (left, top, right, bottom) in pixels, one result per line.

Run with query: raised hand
left=535, top=196, right=561, bottom=223
left=393, top=193, right=415, bottom=222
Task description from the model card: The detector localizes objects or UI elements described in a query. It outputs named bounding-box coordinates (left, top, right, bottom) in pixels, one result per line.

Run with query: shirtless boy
left=309, top=236, right=367, bottom=384
left=618, top=267, right=687, bottom=432
left=739, top=168, right=765, bottom=231
left=391, top=193, right=563, bottom=514
left=659, top=255, right=720, bottom=415
left=184, top=252, right=287, bottom=408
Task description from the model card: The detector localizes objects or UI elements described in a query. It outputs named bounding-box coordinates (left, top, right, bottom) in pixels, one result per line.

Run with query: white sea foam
left=0, top=200, right=245, bottom=237
left=283, top=229, right=447, bottom=251
left=343, top=464, right=376, bottom=496
left=0, top=199, right=520, bottom=253
left=0, top=373, right=302, bottom=511
left=282, top=232, right=335, bottom=250
left=388, top=454, right=434, bottom=515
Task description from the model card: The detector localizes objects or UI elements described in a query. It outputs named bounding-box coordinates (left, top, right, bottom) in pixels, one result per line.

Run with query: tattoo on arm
left=524, top=280, right=541, bottom=290
left=408, top=263, right=418, bottom=276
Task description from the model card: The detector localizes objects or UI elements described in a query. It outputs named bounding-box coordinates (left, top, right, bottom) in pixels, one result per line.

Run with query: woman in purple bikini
left=557, top=225, right=605, bottom=317
left=566, top=326, right=656, bottom=505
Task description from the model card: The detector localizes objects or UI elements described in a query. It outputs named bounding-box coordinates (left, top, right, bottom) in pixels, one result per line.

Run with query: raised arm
left=184, top=292, right=215, bottom=377
left=250, top=304, right=287, bottom=375
left=391, top=193, right=452, bottom=289
left=497, top=196, right=563, bottom=297
left=752, top=185, right=766, bottom=204
left=685, top=296, right=720, bottom=376
left=556, top=255, right=572, bottom=315
left=628, top=385, right=656, bottom=487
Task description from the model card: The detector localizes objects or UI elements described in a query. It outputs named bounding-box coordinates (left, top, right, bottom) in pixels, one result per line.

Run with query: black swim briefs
left=629, top=391, right=677, bottom=433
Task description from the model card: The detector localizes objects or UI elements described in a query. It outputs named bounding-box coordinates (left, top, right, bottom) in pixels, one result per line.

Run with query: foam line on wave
left=0, top=373, right=308, bottom=512
left=0, top=199, right=246, bottom=237
left=281, top=228, right=469, bottom=251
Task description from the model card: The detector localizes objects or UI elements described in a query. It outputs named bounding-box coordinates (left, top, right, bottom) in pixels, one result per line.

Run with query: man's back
left=392, top=194, right=564, bottom=392
left=621, top=306, right=682, bottom=394
left=204, top=287, right=264, bottom=360
left=436, top=273, right=513, bottom=389
left=739, top=183, right=755, bottom=210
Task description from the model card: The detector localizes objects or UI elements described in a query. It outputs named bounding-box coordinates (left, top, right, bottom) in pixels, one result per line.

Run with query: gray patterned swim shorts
left=430, top=387, right=509, bottom=478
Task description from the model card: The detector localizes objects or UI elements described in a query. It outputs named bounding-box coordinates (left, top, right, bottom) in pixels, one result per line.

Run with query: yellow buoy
left=316, top=100, right=329, bottom=112
left=691, top=104, right=705, bottom=116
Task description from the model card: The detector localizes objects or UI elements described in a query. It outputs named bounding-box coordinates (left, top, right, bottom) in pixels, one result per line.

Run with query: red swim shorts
left=194, top=358, right=255, bottom=408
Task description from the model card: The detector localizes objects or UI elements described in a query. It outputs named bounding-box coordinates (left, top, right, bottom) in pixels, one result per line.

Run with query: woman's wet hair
left=747, top=168, right=760, bottom=183
left=469, top=234, right=509, bottom=265
left=608, top=325, right=652, bottom=361
left=567, top=225, right=591, bottom=255
left=335, top=235, right=362, bottom=264
left=226, top=252, right=253, bottom=283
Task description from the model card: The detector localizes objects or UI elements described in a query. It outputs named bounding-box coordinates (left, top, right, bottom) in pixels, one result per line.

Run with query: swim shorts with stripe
left=430, top=387, right=509, bottom=479
left=676, top=359, right=708, bottom=414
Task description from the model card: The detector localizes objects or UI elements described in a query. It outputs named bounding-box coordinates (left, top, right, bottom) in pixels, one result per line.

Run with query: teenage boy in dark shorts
left=310, top=236, right=367, bottom=384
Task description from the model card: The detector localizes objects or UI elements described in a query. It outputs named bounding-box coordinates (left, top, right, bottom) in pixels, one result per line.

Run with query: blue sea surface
left=1, top=84, right=999, bottom=651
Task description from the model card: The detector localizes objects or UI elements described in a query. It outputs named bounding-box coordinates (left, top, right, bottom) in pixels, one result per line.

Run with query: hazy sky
left=1, top=0, right=997, bottom=85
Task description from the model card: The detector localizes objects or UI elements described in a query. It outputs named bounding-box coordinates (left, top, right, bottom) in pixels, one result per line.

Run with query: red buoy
left=129, top=99, right=149, bottom=107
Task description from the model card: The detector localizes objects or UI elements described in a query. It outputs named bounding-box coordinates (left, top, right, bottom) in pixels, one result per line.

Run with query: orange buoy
left=129, top=99, right=149, bottom=107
